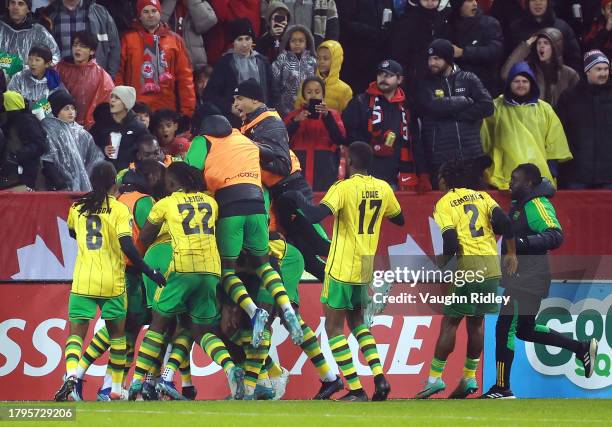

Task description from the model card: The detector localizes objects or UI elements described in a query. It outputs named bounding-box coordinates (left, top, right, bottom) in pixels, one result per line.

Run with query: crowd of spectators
left=0, top=0, right=611, bottom=192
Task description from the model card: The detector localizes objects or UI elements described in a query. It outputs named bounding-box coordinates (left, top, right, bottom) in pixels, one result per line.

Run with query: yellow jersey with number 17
left=67, top=196, right=133, bottom=298
left=147, top=191, right=221, bottom=275
left=433, top=187, right=501, bottom=278
left=321, top=174, right=401, bottom=285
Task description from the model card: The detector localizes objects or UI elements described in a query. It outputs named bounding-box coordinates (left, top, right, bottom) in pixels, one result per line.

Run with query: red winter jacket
left=284, top=107, right=346, bottom=188
left=205, top=0, right=261, bottom=65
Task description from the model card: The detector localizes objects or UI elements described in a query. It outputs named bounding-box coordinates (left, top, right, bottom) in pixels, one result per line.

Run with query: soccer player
left=128, top=162, right=245, bottom=400
left=54, top=162, right=165, bottom=401
left=481, top=164, right=598, bottom=399
left=286, top=141, right=404, bottom=401
left=416, top=157, right=518, bottom=399
left=186, top=113, right=303, bottom=347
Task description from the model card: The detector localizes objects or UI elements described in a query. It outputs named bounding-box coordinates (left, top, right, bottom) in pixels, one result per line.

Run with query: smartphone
left=307, top=99, right=322, bottom=119
left=273, top=14, right=287, bottom=24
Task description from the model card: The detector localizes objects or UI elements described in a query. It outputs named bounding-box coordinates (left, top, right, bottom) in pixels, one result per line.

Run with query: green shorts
left=126, top=270, right=147, bottom=325
left=152, top=272, right=220, bottom=325
left=68, top=293, right=127, bottom=321
left=321, top=275, right=368, bottom=310
left=443, top=277, right=501, bottom=317
left=257, top=243, right=304, bottom=306
left=216, top=214, right=269, bottom=258
left=143, top=242, right=173, bottom=308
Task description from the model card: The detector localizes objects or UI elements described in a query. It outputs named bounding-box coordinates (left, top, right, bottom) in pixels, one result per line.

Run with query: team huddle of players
left=52, top=103, right=598, bottom=402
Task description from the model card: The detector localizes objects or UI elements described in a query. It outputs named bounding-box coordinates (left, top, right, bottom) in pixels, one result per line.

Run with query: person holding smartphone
left=257, top=2, right=292, bottom=62
left=284, top=76, right=346, bottom=191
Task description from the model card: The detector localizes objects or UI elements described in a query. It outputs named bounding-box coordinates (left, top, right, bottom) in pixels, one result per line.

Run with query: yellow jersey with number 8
left=147, top=191, right=221, bottom=275
left=68, top=196, right=133, bottom=298
left=321, top=174, right=401, bottom=284
left=433, top=188, right=501, bottom=278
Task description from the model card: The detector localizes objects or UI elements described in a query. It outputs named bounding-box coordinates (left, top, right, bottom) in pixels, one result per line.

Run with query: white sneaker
left=269, top=367, right=290, bottom=400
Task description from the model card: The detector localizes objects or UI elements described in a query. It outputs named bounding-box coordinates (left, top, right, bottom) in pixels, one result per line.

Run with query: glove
left=145, top=268, right=166, bottom=287
left=397, top=172, right=417, bottom=192
left=417, top=173, right=432, bottom=194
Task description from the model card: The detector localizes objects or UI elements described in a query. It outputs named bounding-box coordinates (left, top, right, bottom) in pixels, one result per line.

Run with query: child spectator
left=295, top=39, right=352, bottom=113
left=284, top=76, right=345, bottom=191
left=150, top=108, right=191, bottom=158
left=272, top=24, right=317, bottom=117
left=257, top=1, right=291, bottom=62
left=133, top=101, right=152, bottom=129
left=56, top=31, right=115, bottom=130
left=41, top=90, right=102, bottom=191
left=7, top=44, right=62, bottom=119
left=193, top=64, right=213, bottom=107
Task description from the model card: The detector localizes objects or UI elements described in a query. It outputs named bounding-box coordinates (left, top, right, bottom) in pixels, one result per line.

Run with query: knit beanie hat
left=136, top=0, right=161, bottom=16
left=3, top=91, right=25, bottom=112
left=49, top=90, right=76, bottom=117
left=234, top=78, right=264, bottom=103
left=229, top=18, right=255, bottom=42
left=584, top=50, right=610, bottom=73
left=112, top=86, right=137, bottom=110
left=428, top=39, right=454, bottom=65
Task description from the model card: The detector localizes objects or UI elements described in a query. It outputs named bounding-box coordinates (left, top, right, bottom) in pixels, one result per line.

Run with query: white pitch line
left=77, top=408, right=610, bottom=424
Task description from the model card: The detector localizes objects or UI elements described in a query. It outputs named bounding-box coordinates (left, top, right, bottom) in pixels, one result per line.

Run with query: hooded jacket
left=450, top=9, right=504, bottom=96
left=271, top=24, right=318, bottom=117
left=56, top=57, right=115, bottom=129
left=38, top=0, right=120, bottom=77
left=115, top=21, right=196, bottom=117
left=508, top=1, right=581, bottom=73
left=161, top=0, right=218, bottom=67
left=90, top=102, right=150, bottom=171
left=502, top=178, right=562, bottom=297
left=556, top=80, right=612, bottom=186
left=502, top=27, right=579, bottom=107
left=257, top=1, right=292, bottom=62
left=7, top=68, right=64, bottom=119
left=282, top=0, right=340, bottom=46
left=0, top=15, right=60, bottom=74
left=0, top=91, right=46, bottom=189
left=294, top=39, right=352, bottom=112
left=416, top=64, right=493, bottom=171
left=481, top=62, right=572, bottom=190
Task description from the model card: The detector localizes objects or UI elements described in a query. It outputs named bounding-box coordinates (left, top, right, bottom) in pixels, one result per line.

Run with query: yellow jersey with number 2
left=433, top=187, right=501, bottom=278
left=147, top=191, right=221, bottom=275
left=321, top=174, right=401, bottom=285
left=68, top=196, right=133, bottom=298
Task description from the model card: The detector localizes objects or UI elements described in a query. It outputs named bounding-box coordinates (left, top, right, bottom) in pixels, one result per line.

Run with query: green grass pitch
left=1, top=400, right=611, bottom=427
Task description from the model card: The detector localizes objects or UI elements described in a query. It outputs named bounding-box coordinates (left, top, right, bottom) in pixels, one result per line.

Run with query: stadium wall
left=0, top=191, right=610, bottom=399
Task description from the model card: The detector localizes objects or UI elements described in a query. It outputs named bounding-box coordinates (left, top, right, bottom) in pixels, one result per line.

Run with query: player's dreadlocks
left=167, top=161, right=205, bottom=192
left=74, top=162, right=117, bottom=215
left=439, top=156, right=492, bottom=190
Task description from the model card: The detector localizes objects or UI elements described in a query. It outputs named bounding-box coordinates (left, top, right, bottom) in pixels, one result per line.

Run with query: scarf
left=233, top=51, right=261, bottom=84
left=366, top=82, right=410, bottom=158
left=140, top=29, right=173, bottom=94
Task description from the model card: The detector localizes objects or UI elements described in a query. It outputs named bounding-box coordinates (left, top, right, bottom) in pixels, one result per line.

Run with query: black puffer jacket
left=90, top=103, right=150, bottom=171
left=416, top=65, right=493, bottom=172
left=556, top=80, right=612, bottom=186
left=450, top=10, right=504, bottom=96
left=508, top=5, right=582, bottom=73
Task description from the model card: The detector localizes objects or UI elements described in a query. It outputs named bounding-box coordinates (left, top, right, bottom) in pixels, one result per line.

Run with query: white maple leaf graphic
left=11, top=217, right=77, bottom=281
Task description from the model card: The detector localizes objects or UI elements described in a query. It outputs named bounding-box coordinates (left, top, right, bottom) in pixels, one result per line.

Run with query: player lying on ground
left=416, top=157, right=518, bottom=399
left=55, top=162, right=166, bottom=402
left=481, top=163, right=599, bottom=399
left=286, top=141, right=404, bottom=401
